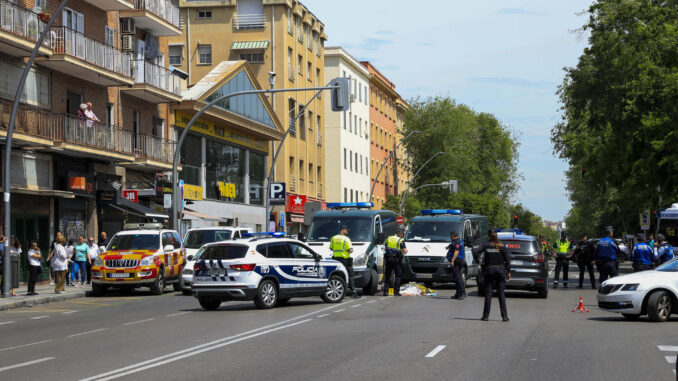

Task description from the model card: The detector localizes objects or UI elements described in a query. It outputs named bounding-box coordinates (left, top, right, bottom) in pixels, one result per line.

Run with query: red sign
left=396, top=216, right=405, bottom=225
left=285, top=194, right=307, bottom=214
left=123, top=190, right=139, bottom=203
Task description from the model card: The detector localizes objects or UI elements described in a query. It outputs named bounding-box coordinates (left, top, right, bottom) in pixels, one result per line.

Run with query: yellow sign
left=184, top=184, right=203, bottom=200
left=175, top=111, right=269, bottom=153
left=218, top=182, right=237, bottom=198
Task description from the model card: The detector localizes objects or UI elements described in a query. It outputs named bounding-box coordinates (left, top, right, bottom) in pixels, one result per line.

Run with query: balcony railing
left=0, top=0, right=50, bottom=47
left=134, top=60, right=181, bottom=96
left=316, top=132, right=322, bottom=146
left=288, top=175, right=296, bottom=193
left=135, top=0, right=180, bottom=28
left=233, top=14, right=266, bottom=30
left=0, top=98, right=54, bottom=140
left=51, top=26, right=131, bottom=77
left=62, top=114, right=134, bottom=154
left=135, top=133, right=175, bottom=162
left=316, top=182, right=322, bottom=199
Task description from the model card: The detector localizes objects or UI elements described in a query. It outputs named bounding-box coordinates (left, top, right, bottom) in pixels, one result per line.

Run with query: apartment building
left=396, top=98, right=410, bottom=195
left=323, top=47, right=370, bottom=204
left=168, top=0, right=327, bottom=234
left=0, top=0, right=184, bottom=278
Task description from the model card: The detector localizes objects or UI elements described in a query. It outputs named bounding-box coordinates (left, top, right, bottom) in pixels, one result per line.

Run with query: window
left=344, top=149, right=347, bottom=169
left=354, top=153, right=358, bottom=172
left=360, top=155, right=363, bottom=174
left=257, top=243, right=291, bottom=259
left=349, top=150, right=353, bottom=171
left=287, top=8, right=293, bottom=34
left=104, top=26, right=115, bottom=47
left=308, top=163, right=313, bottom=183
left=63, top=8, right=84, bottom=33
left=198, top=45, right=211, bottom=65
left=307, top=61, right=312, bottom=81
left=239, top=53, right=264, bottom=63
left=354, top=115, right=357, bottom=134
left=317, top=115, right=321, bottom=136
left=308, top=111, right=313, bottom=131
left=359, top=83, right=362, bottom=102
left=288, top=48, right=293, bottom=74
left=169, top=45, right=182, bottom=65
left=299, top=160, right=304, bottom=180
left=197, top=10, right=212, bottom=19
left=288, top=98, right=296, bottom=137
left=316, top=68, right=320, bottom=86
left=348, top=112, right=352, bottom=132
left=350, top=189, right=353, bottom=202
left=344, top=188, right=347, bottom=202
left=205, top=141, right=244, bottom=202
left=297, top=54, right=303, bottom=74
left=289, top=243, right=314, bottom=259
left=298, top=106, right=305, bottom=140
left=106, top=103, right=114, bottom=127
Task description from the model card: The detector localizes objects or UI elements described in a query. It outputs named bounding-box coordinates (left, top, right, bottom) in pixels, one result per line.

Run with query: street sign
left=280, top=212, right=285, bottom=226
left=270, top=182, right=286, bottom=205
left=122, top=190, right=138, bottom=203
left=163, top=194, right=172, bottom=209
left=640, top=209, right=650, bottom=230
left=396, top=216, right=405, bottom=225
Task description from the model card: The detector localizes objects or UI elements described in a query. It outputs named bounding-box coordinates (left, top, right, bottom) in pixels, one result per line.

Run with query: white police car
left=191, top=233, right=349, bottom=310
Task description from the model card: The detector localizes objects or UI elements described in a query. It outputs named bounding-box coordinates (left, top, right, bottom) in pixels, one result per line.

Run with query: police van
left=401, top=209, right=488, bottom=286
left=191, top=233, right=349, bottom=310
left=306, top=202, right=399, bottom=295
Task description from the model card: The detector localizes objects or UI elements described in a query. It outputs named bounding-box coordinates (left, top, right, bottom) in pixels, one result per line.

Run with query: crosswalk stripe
left=658, top=345, right=678, bottom=352
left=665, top=356, right=676, bottom=364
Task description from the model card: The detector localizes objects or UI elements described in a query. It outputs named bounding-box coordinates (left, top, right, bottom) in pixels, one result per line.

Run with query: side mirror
left=187, top=255, right=194, bottom=261
left=163, top=245, right=175, bottom=253
left=376, top=232, right=385, bottom=245
left=99, top=246, right=106, bottom=253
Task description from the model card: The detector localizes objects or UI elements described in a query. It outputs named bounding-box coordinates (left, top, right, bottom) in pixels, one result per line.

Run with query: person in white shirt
left=51, top=236, right=68, bottom=293
left=27, top=242, right=42, bottom=296
left=87, top=237, right=100, bottom=284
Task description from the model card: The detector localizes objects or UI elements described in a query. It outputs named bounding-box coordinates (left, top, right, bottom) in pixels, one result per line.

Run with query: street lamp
left=368, top=130, right=422, bottom=203
left=399, top=151, right=444, bottom=215
left=398, top=182, right=450, bottom=215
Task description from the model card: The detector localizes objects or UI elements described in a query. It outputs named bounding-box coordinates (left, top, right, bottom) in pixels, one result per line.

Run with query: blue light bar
left=327, top=202, right=374, bottom=209
left=242, top=232, right=286, bottom=238
left=420, top=209, right=463, bottom=215
left=496, top=229, right=522, bottom=235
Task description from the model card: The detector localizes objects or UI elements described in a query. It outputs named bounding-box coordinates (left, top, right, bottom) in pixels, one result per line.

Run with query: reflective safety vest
left=385, top=235, right=403, bottom=256
left=556, top=240, right=570, bottom=255
left=330, top=234, right=352, bottom=259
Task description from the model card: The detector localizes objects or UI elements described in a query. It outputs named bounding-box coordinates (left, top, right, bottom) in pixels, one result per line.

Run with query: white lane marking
left=62, top=311, right=78, bottom=315
left=0, top=357, right=54, bottom=372
left=122, top=318, right=154, bottom=326
left=0, top=321, right=15, bottom=325
left=317, top=314, right=330, bottom=318
left=166, top=312, right=192, bottom=317
left=79, top=302, right=349, bottom=381
left=665, top=356, right=676, bottom=364
left=68, top=328, right=108, bottom=338
left=0, top=340, right=51, bottom=352
left=380, top=297, right=389, bottom=300
left=351, top=304, right=362, bottom=308
left=425, top=345, right=446, bottom=358
left=85, top=319, right=313, bottom=381
left=366, top=300, right=376, bottom=304
left=334, top=309, right=346, bottom=313
left=658, top=346, right=678, bottom=352
left=29, top=315, right=48, bottom=320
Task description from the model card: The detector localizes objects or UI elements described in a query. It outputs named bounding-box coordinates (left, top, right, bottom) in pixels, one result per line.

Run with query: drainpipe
left=186, top=8, right=191, bottom=84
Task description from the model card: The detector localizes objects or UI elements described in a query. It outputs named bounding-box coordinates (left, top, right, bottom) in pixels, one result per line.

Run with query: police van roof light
left=327, top=202, right=374, bottom=209
left=124, top=223, right=163, bottom=230
left=419, top=209, right=463, bottom=215
left=497, top=229, right=523, bottom=235
left=242, top=232, right=286, bottom=238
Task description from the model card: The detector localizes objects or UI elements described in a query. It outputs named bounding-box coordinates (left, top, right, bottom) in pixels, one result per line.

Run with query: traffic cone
left=571, top=296, right=590, bottom=313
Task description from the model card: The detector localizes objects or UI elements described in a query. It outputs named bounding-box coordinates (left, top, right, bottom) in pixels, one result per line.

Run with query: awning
left=10, top=187, right=75, bottom=199
left=231, top=41, right=269, bottom=50
left=182, top=208, right=227, bottom=221
left=108, top=198, right=169, bottom=219
left=289, top=213, right=304, bottom=223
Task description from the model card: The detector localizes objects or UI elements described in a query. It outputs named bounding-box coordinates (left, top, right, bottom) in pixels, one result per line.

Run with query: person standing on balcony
left=84, top=102, right=100, bottom=128
left=77, top=104, right=87, bottom=121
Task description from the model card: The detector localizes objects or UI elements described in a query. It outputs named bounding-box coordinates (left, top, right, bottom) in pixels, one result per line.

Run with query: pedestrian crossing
left=657, top=345, right=678, bottom=376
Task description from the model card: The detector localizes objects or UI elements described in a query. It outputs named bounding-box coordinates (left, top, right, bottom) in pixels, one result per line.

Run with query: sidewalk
left=0, top=281, right=87, bottom=311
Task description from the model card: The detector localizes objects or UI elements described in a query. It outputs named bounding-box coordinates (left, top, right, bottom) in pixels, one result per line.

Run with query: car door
left=161, top=233, right=175, bottom=277
left=257, top=242, right=297, bottom=296
left=288, top=242, right=324, bottom=295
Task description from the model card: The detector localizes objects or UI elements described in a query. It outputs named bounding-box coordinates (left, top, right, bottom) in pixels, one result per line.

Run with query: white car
left=191, top=235, right=349, bottom=310
left=597, top=257, right=678, bottom=322
left=180, top=227, right=252, bottom=295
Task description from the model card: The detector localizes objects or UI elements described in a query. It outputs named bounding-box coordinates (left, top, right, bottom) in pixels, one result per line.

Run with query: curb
left=0, top=291, right=88, bottom=311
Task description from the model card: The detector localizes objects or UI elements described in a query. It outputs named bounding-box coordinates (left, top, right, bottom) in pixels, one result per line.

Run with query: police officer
left=574, top=233, right=596, bottom=289
left=447, top=231, right=466, bottom=300
left=473, top=229, right=510, bottom=322
left=631, top=233, right=653, bottom=272
left=655, top=234, right=675, bottom=266
left=552, top=232, right=572, bottom=288
left=595, top=226, right=620, bottom=285
left=383, top=228, right=407, bottom=296
left=330, top=225, right=360, bottom=299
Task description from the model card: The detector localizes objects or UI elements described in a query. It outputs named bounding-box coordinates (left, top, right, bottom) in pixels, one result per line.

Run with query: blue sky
left=304, top=0, right=594, bottom=221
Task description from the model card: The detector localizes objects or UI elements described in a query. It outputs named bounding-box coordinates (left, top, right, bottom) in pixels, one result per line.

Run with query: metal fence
left=51, top=26, right=131, bottom=77
left=135, top=0, right=180, bottom=28
left=0, top=0, right=50, bottom=47
left=134, top=60, right=181, bottom=96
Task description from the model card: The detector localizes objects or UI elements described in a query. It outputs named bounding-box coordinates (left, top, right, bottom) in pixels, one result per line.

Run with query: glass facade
left=180, top=134, right=202, bottom=186
left=206, top=140, right=245, bottom=203
left=205, top=70, right=275, bottom=129
left=249, top=151, right=265, bottom=205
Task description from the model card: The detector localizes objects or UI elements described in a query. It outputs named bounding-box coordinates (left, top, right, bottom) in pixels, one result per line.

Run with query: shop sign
left=269, top=182, right=286, bottom=205
left=184, top=184, right=203, bottom=201
left=286, top=194, right=306, bottom=214
left=218, top=182, right=237, bottom=198
left=175, top=111, right=269, bottom=153
left=123, top=190, right=139, bottom=204
left=97, top=190, right=117, bottom=203
left=156, top=181, right=173, bottom=197
left=68, top=172, right=95, bottom=197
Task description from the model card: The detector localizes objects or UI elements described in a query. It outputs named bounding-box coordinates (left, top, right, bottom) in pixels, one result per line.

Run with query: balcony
left=38, top=27, right=133, bottom=86
left=316, top=132, right=322, bottom=146
left=233, top=14, right=266, bottom=30
left=316, top=182, right=322, bottom=199
left=134, top=134, right=176, bottom=167
left=120, top=60, right=182, bottom=103
left=119, top=0, right=181, bottom=37
left=288, top=175, right=296, bottom=193
left=84, top=0, right=134, bottom=11
left=0, top=0, right=52, bottom=57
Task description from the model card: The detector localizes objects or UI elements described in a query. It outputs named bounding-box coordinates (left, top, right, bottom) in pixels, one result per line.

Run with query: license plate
left=208, top=268, right=226, bottom=277
left=108, top=273, right=130, bottom=278
left=417, top=274, right=433, bottom=279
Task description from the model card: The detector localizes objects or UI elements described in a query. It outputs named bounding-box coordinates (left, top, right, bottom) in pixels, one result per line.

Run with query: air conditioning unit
left=122, top=35, right=135, bottom=51
left=121, top=18, right=135, bottom=34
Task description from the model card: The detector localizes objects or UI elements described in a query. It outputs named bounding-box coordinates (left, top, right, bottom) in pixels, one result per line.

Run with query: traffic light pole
left=368, top=130, right=421, bottom=204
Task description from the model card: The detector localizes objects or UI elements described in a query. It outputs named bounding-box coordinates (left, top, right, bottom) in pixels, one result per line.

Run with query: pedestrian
left=573, top=233, right=596, bottom=289
left=87, top=236, right=100, bottom=284
left=98, top=231, right=110, bottom=249
left=383, top=228, right=406, bottom=297
left=268, top=215, right=276, bottom=232
left=76, top=103, right=87, bottom=121
left=27, top=242, right=42, bottom=296
left=73, top=236, right=90, bottom=288
left=631, top=234, right=654, bottom=272
left=474, top=230, right=510, bottom=321
left=9, top=236, right=22, bottom=296
left=46, top=231, right=62, bottom=286
left=329, top=225, right=360, bottom=298
left=594, top=226, right=620, bottom=285
left=447, top=230, right=466, bottom=299
left=552, top=232, right=572, bottom=288
left=51, top=235, right=68, bottom=294
left=655, top=234, right=674, bottom=266
left=84, top=102, right=100, bottom=127
left=66, top=240, right=76, bottom=286
left=648, top=234, right=655, bottom=250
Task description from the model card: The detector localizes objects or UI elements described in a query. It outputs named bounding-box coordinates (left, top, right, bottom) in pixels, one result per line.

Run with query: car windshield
left=501, top=239, right=537, bottom=254
left=184, top=230, right=233, bottom=249
left=108, top=234, right=159, bottom=251
left=656, top=257, right=678, bottom=272
left=405, top=221, right=462, bottom=242
left=308, top=216, right=373, bottom=242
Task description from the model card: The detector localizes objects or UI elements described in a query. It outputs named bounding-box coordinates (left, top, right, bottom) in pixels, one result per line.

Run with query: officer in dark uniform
left=574, top=233, right=596, bottom=289
left=447, top=231, right=466, bottom=300
left=473, top=229, right=511, bottom=322
left=595, top=226, right=620, bottom=285
left=655, top=234, right=675, bottom=266
left=631, top=233, right=653, bottom=272
left=383, top=228, right=406, bottom=296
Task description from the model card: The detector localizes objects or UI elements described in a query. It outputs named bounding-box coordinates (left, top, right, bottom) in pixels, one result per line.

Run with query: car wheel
left=182, top=288, right=192, bottom=296
left=172, top=282, right=182, bottom=292
left=362, top=269, right=378, bottom=295
left=149, top=269, right=165, bottom=295
left=322, top=275, right=346, bottom=303
left=91, top=283, right=107, bottom=297
left=199, top=298, right=221, bottom=311
left=537, top=284, right=548, bottom=299
left=254, top=279, right=278, bottom=309
left=647, top=291, right=672, bottom=322
left=622, top=313, right=640, bottom=321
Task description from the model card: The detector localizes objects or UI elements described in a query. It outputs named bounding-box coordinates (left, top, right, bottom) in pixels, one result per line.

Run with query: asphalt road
left=0, top=262, right=675, bottom=381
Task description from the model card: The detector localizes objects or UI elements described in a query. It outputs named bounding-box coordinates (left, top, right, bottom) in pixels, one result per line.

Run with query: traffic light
left=513, top=214, right=518, bottom=227
left=330, top=77, right=350, bottom=112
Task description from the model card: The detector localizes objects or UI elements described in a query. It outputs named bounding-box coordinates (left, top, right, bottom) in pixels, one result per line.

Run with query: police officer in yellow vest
left=552, top=232, right=572, bottom=288
left=330, top=225, right=360, bottom=298
left=383, top=228, right=407, bottom=296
